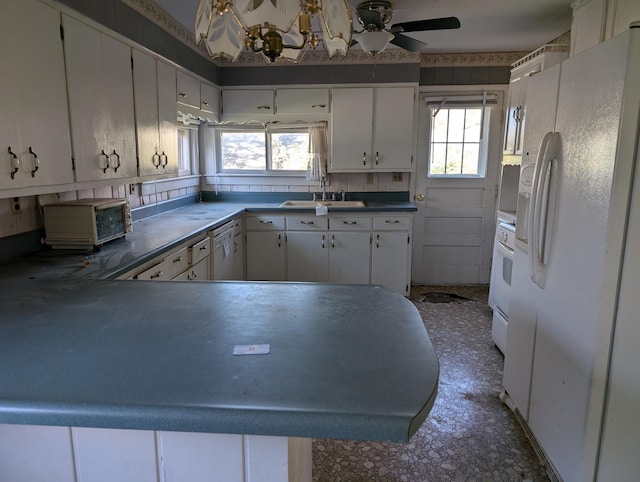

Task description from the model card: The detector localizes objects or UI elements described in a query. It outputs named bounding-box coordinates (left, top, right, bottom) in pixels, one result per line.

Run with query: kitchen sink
left=279, top=200, right=367, bottom=208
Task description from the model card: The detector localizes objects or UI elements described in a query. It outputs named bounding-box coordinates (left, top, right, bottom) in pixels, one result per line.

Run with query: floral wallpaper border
left=119, top=0, right=555, bottom=68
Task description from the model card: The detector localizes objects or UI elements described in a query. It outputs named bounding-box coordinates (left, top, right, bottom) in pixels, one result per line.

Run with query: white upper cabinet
left=63, top=14, right=137, bottom=182
left=221, top=90, right=275, bottom=119
left=503, top=50, right=568, bottom=158
left=330, top=87, right=415, bottom=172
left=200, top=82, right=219, bottom=117
left=0, top=0, right=73, bottom=190
left=275, top=88, right=329, bottom=115
left=221, top=88, right=332, bottom=120
left=176, top=71, right=201, bottom=109
left=132, top=49, right=178, bottom=177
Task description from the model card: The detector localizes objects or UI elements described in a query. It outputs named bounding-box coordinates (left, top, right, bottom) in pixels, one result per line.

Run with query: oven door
left=491, top=241, right=514, bottom=318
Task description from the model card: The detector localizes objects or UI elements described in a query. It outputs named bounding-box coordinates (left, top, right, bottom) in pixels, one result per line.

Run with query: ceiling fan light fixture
left=355, top=30, right=394, bottom=54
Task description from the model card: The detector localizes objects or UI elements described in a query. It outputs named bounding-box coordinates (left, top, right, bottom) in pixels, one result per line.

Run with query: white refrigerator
left=502, top=25, right=640, bottom=481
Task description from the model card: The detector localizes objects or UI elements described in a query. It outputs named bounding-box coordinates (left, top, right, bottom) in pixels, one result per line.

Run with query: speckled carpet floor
left=312, top=285, right=549, bottom=482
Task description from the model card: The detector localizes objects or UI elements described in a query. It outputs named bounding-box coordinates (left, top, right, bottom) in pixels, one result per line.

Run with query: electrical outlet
left=129, top=183, right=136, bottom=195
left=10, top=197, right=22, bottom=215
left=392, top=172, right=403, bottom=182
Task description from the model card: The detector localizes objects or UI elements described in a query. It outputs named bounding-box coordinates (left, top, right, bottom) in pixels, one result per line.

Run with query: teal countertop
left=0, top=198, right=437, bottom=442
left=0, top=200, right=417, bottom=281
left=0, top=279, right=438, bottom=442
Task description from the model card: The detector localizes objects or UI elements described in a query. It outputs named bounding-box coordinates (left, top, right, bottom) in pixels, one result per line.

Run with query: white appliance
left=488, top=220, right=515, bottom=354
left=502, top=24, right=640, bottom=481
left=43, top=198, right=132, bottom=249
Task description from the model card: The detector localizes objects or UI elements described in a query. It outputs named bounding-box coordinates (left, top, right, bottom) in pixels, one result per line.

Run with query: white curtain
left=307, top=122, right=328, bottom=182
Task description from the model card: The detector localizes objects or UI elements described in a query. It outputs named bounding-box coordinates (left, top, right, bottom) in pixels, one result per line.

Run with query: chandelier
left=195, top=0, right=353, bottom=63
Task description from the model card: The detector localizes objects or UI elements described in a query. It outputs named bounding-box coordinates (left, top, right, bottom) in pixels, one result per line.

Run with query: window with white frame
left=178, top=126, right=199, bottom=176
left=426, top=94, right=496, bottom=177
left=215, top=125, right=310, bottom=174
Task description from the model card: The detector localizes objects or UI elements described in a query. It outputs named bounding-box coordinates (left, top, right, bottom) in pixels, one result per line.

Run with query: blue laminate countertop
left=0, top=279, right=438, bottom=442
left=0, top=200, right=416, bottom=281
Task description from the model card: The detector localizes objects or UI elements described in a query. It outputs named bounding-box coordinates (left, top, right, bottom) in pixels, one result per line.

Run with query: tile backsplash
left=0, top=171, right=409, bottom=241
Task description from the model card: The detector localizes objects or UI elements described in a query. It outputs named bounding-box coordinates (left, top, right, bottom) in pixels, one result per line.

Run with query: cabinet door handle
left=385, top=220, right=400, bottom=224
left=101, top=149, right=110, bottom=173
left=257, top=105, right=271, bottom=110
left=343, top=220, right=357, bottom=225
left=300, top=220, right=315, bottom=225
left=311, top=104, right=326, bottom=109
left=111, top=150, right=121, bottom=172
left=153, top=152, right=161, bottom=168
left=331, top=234, right=335, bottom=248
left=173, top=256, right=183, bottom=263
left=8, top=147, right=20, bottom=179
left=199, top=245, right=208, bottom=251
left=202, top=101, right=209, bottom=106
left=28, top=147, right=39, bottom=177
left=375, top=152, right=379, bottom=165
left=150, top=271, right=163, bottom=279
left=376, top=234, right=380, bottom=248
left=362, top=152, right=367, bottom=166
left=178, top=92, right=187, bottom=98
left=277, top=234, right=281, bottom=248
left=259, top=220, right=274, bottom=224
left=161, top=152, right=168, bottom=168
left=321, top=234, right=325, bottom=249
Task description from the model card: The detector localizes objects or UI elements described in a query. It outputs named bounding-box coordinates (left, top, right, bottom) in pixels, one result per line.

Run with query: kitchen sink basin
left=279, top=200, right=366, bottom=208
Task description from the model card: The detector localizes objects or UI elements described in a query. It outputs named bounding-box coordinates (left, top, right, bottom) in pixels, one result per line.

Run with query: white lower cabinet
left=286, top=231, right=328, bottom=282
left=0, top=424, right=311, bottom=482
left=246, top=215, right=286, bottom=281
left=122, top=234, right=211, bottom=281
left=371, top=215, right=412, bottom=295
left=327, top=231, right=371, bottom=284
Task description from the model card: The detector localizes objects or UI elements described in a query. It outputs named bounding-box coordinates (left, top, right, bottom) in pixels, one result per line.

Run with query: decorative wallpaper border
left=119, top=0, right=551, bottom=68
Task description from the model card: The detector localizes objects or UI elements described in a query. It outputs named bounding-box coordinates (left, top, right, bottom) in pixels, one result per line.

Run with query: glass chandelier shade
left=195, top=0, right=353, bottom=63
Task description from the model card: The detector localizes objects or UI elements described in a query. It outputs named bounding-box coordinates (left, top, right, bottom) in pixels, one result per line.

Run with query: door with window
left=412, top=89, right=505, bottom=285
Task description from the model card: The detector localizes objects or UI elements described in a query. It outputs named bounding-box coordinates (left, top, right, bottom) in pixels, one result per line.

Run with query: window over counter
left=213, top=124, right=312, bottom=175
left=425, top=94, right=497, bottom=178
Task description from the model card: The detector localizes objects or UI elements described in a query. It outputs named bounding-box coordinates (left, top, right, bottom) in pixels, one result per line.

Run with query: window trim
left=425, top=101, right=494, bottom=179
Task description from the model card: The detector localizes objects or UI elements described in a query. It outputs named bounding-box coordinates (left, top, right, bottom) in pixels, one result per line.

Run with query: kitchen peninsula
left=0, top=200, right=437, bottom=482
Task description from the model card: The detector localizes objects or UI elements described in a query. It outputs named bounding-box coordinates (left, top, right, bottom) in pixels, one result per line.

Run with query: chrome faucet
left=321, top=177, right=327, bottom=201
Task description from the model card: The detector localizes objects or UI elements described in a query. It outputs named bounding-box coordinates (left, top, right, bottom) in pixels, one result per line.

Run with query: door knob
left=415, top=193, right=425, bottom=202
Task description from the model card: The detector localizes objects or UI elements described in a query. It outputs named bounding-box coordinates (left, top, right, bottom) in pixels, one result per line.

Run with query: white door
left=411, top=88, right=505, bottom=285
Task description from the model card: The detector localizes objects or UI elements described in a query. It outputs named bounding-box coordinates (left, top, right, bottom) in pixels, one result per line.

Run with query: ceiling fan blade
left=390, top=33, right=427, bottom=52
left=357, top=7, right=383, bottom=28
left=392, top=17, right=461, bottom=33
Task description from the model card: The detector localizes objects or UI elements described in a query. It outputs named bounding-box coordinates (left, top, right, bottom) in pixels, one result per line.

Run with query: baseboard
left=500, top=389, right=561, bottom=482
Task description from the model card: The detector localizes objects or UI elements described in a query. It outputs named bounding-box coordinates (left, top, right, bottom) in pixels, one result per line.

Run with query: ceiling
left=154, top=0, right=573, bottom=54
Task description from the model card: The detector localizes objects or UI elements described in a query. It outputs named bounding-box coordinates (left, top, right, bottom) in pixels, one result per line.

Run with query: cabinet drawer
left=286, top=216, right=328, bottom=230
left=173, top=258, right=209, bottom=281
left=246, top=215, right=285, bottom=230
left=190, top=236, right=211, bottom=265
left=373, top=216, right=411, bottom=230
left=329, top=216, right=372, bottom=231
left=136, top=246, right=188, bottom=280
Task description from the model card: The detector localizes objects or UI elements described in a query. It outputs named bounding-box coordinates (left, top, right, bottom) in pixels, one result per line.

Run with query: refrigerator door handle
left=529, top=132, right=561, bottom=288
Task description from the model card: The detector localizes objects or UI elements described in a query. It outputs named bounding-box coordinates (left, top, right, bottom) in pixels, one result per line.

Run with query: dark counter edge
left=0, top=381, right=437, bottom=442
left=103, top=193, right=417, bottom=280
